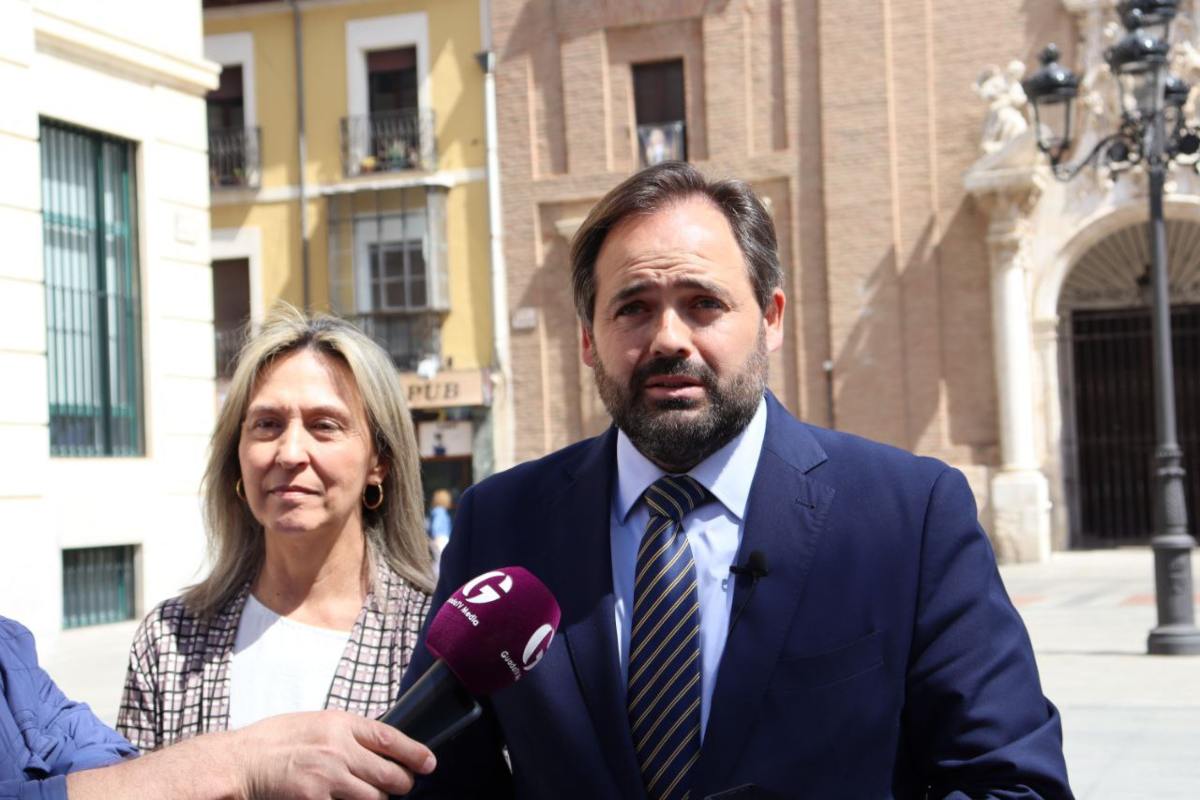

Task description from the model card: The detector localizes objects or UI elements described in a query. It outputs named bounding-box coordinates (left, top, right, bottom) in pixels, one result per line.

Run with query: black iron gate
left=1070, top=305, right=1200, bottom=545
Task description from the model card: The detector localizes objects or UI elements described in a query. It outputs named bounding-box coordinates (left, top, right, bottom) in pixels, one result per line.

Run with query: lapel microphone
left=727, top=550, right=769, bottom=636
left=729, top=550, right=769, bottom=581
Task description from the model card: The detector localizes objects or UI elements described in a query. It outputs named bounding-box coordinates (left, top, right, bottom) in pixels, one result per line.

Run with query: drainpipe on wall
left=290, top=0, right=311, bottom=310
left=477, top=0, right=515, bottom=473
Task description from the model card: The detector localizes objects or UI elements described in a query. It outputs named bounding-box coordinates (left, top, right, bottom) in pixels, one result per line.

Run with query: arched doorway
left=1059, top=220, right=1200, bottom=546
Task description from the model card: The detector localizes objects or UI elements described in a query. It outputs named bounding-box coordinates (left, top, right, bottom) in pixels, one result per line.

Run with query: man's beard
left=592, top=331, right=768, bottom=472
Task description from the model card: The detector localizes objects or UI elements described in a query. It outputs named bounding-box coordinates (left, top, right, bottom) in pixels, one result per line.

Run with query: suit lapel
left=693, top=395, right=834, bottom=795
left=541, top=427, right=645, bottom=798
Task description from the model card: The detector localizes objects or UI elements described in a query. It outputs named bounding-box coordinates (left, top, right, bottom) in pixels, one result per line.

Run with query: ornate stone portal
left=966, top=132, right=1053, bottom=562
left=965, top=0, right=1200, bottom=561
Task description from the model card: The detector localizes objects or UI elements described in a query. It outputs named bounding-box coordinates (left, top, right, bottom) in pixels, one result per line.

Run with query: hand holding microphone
left=379, top=567, right=561, bottom=750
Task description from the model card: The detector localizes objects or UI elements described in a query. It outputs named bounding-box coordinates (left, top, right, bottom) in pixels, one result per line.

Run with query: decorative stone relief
left=1079, top=22, right=1123, bottom=126
left=974, top=61, right=1029, bottom=155
left=963, top=129, right=1044, bottom=241
left=1064, top=0, right=1200, bottom=203
left=964, top=0, right=1200, bottom=558
left=1170, top=37, right=1200, bottom=119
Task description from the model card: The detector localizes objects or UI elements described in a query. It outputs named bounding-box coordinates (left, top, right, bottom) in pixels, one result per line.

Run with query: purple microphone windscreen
left=425, top=566, right=561, bottom=696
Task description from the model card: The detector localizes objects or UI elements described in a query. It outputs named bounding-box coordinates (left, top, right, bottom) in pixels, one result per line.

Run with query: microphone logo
left=461, top=570, right=514, bottom=604
left=521, top=623, right=555, bottom=671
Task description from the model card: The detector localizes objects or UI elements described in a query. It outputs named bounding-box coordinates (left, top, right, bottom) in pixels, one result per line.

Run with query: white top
left=228, top=594, right=351, bottom=730
left=610, top=396, right=768, bottom=738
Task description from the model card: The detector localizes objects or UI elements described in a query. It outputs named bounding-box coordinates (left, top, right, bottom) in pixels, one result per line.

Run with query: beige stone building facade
left=0, top=0, right=218, bottom=716
left=488, top=0, right=1200, bottom=562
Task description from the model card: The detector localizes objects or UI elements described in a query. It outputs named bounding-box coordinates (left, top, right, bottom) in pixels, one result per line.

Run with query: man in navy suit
left=403, top=162, right=1071, bottom=799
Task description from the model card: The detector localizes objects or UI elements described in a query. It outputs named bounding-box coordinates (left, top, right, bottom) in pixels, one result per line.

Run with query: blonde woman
left=117, top=307, right=435, bottom=751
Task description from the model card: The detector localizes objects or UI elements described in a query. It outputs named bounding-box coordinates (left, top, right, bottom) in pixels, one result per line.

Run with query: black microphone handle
left=377, top=659, right=483, bottom=751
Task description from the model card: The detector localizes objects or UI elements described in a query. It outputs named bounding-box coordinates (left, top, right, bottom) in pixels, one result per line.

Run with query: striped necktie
left=628, top=474, right=708, bottom=800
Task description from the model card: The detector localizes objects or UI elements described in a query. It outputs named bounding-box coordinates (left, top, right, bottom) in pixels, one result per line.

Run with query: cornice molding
left=203, top=0, right=373, bottom=23
left=963, top=130, right=1045, bottom=202
left=1062, top=0, right=1116, bottom=14
left=965, top=166, right=1044, bottom=202
left=211, top=166, right=488, bottom=206
left=34, top=8, right=220, bottom=95
left=554, top=216, right=585, bottom=240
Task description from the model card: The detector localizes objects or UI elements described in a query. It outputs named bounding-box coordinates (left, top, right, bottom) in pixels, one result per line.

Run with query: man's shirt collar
left=615, top=396, right=768, bottom=523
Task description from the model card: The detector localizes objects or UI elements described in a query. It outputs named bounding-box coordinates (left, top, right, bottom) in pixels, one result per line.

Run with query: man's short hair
left=569, top=161, right=783, bottom=326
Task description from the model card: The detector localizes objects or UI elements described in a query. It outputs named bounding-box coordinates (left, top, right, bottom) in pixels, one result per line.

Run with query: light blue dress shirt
left=610, top=397, right=767, bottom=739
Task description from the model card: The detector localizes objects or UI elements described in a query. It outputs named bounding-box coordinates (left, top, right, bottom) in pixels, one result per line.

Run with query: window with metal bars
left=368, top=240, right=427, bottom=310
left=62, top=545, right=137, bottom=628
left=40, top=120, right=144, bottom=456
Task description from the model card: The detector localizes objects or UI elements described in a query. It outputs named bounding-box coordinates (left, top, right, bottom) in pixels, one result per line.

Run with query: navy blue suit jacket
left=402, top=394, right=1071, bottom=799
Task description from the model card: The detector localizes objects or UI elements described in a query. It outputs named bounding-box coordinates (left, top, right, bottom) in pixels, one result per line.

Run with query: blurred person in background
left=2, top=616, right=435, bottom=799
left=425, top=488, right=453, bottom=557
left=116, top=306, right=435, bottom=751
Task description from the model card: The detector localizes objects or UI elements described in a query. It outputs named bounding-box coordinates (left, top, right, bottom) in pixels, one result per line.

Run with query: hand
left=234, top=709, right=437, bottom=800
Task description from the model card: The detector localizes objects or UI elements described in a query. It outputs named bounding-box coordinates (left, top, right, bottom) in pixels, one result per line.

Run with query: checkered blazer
left=116, top=560, right=432, bottom=751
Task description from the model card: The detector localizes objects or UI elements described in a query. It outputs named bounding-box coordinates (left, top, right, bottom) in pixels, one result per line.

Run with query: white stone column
left=966, top=155, right=1053, bottom=563
left=989, top=216, right=1040, bottom=472
left=0, top=0, right=57, bottom=642
left=1034, top=316, right=1071, bottom=551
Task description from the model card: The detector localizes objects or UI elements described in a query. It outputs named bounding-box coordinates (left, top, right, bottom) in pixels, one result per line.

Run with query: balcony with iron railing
left=637, top=121, right=687, bottom=167
left=341, top=109, right=436, bottom=178
left=345, top=309, right=444, bottom=372
left=208, top=126, right=261, bottom=188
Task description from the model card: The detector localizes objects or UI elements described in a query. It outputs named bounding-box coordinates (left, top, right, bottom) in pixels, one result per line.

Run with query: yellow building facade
left=202, top=0, right=503, bottom=501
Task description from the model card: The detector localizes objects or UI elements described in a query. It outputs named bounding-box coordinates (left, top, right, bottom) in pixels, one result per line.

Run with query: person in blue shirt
left=1, top=616, right=433, bottom=800
left=426, top=489, right=453, bottom=557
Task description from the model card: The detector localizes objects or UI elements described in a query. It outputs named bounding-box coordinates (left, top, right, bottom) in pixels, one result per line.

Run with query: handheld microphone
left=727, top=550, right=769, bottom=637
left=378, top=566, right=561, bottom=750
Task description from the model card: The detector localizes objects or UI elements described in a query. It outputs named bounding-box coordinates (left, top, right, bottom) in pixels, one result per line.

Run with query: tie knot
left=643, top=475, right=708, bottom=524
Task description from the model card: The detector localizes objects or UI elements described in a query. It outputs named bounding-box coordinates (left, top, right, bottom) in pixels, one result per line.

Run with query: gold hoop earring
left=235, top=478, right=245, bottom=501
left=363, top=483, right=384, bottom=510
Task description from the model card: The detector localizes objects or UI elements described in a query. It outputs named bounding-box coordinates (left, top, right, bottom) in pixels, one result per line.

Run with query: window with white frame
left=368, top=240, right=427, bottom=310
left=328, top=187, right=447, bottom=370
left=352, top=208, right=444, bottom=313
left=344, top=14, right=432, bottom=175
left=204, top=33, right=259, bottom=187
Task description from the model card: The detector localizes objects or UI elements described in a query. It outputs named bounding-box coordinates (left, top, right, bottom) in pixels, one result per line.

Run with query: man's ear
left=763, top=288, right=786, bottom=353
left=581, top=321, right=596, bottom=368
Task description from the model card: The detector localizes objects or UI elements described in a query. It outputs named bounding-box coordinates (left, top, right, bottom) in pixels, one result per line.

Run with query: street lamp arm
left=1046, top=129, right=1143, bottom=182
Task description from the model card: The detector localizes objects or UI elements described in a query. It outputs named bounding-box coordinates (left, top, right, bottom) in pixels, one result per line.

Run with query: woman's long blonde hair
left=183, top=304, right=435, bottom=617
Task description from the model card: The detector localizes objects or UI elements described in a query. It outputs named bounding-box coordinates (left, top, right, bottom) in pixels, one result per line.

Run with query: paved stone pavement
left=41, top=549, right=1200, bottom=797
left=999, top=549, right=1200, bottom=799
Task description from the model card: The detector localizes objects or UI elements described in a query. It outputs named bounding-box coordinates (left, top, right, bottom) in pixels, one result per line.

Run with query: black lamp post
left=1026, top=0, right=1200, bottom=655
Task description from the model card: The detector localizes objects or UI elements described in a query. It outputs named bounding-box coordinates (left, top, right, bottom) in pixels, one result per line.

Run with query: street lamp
left=1026, top=2, right=1200, bottom=655
left=1118, top=0, right=1179, bottom=43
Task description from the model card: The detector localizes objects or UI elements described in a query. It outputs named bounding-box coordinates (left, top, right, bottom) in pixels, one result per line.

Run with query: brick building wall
left=490, top=0, right=1076, bottom=513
